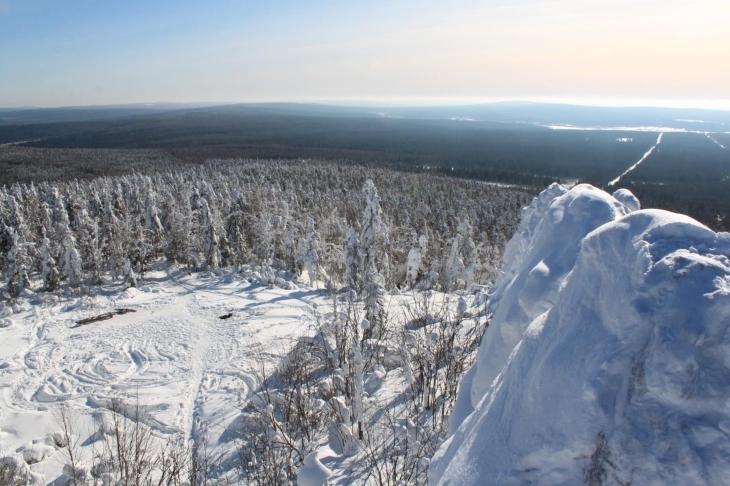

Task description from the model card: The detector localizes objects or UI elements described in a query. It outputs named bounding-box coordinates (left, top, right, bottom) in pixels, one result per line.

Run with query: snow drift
left=431, top=184, right=730, bottom=485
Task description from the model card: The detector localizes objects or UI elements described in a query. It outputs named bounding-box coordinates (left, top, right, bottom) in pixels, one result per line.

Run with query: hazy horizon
left=4, top=97, right=730, bottom=113
left=2, top=0, right=729, bottom=110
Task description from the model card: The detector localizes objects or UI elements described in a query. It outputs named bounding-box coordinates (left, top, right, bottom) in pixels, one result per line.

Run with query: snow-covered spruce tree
left=62, top=234, right=83, bottom=291
left=7, top=196, right=30, bottom=249
left=359, top=180, right=389, bottom=279
left=74, top=205, right=103, bottom=287
left=122, top=258, right=137, bottom=289
left=101, top=195, right=126, bottom=280
left=252, top=212, right=273, bottom=264
left=143, top=188, right=165, bottom=259
left=359, top=180, right=389, bottom=336
left=84, top=221, right=104, bottom=286
left=49, top=188, right=71, bottom=245
left=442, top=234, right=465, bottom=292
left=226, top=190, right=252, bottom=269
left=40, top=227, right=60, bottom=292
left=456, top=218, right=477, bottom=288
left=304, top=217, right=321, bottom=284
left=284, top=222, right=300, bottom=275
left=362, top=267, right=387, bottom=341
left=199, top=197, right=222, bottom=270
left=163, top=184, right=194, bottom=269
left=38, top=201, right=53, bottom=243
left=344, top=227, right=361, bottom=291
left=319, top=212, right=346, bottom=288
left=295, top=234, right=308, bottom=278
left=127, top=220, right=149, bottom=280
left=6, top=226, right=31, bottom=297
left=406, top=240, right=424, bottom=289
left=441, top=219, right=478, bottom=292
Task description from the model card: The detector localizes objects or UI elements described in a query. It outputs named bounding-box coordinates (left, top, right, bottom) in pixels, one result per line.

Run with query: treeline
left=0, top=145, right=183, bottom=185
left=0, top=159, right=534, bottom=299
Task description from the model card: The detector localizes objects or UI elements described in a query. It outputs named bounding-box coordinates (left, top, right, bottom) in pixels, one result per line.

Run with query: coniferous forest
left=0, top=158, right=533, bottom=299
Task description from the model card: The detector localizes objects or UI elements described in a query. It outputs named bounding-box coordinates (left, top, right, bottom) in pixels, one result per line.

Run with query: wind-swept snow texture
left=432, top=184, right=730, bottom=485
left=0, top=269, right=324, bottom=482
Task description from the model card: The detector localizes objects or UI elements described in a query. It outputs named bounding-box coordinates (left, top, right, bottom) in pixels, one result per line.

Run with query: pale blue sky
left=1, top=0, right=728, bottom=108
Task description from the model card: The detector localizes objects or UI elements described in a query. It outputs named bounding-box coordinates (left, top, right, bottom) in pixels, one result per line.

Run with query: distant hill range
left=1, top=101, right=729, bottom=131
left=0, top=102, right=227, bottom=125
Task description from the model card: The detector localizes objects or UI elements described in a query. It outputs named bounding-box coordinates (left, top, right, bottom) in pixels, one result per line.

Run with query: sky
left=1, top=0, right=729, bottom=109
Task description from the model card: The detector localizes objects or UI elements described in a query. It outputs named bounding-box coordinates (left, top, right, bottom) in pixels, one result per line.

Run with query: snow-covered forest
left=0, top=159, right=534, bottom=484
left=0, top=159, right=532, bottom=298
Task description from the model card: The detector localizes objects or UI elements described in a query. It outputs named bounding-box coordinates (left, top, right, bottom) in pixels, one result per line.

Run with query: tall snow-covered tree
left=62, top=235, right=83, bottom=291
left=284, top=223, right=299, bottom=274
left=359, top=180, right=389, bottom=333
left=40, top=228, right=59, bottom=292
left=143, top=189, right=165, bottom=258
left=199, top=197, right=222, bottom=270
left=344, top=228, right=360, bottom=291
left=304, top=217, right=321, bottom=284
left=406, top=245, right=423, bottom=289
left=123, top=258, right=137, bottom=288
left=226, top=190, right=251, bottom=268
left=6, top=226, right=31, bottom=297
left=457, top=218, right=477, bottom=288
left=359, top=179, right=389, bottom=279
left=443, top=234, right=465, bottom=292
left=362, top=268, right=386, bottom=338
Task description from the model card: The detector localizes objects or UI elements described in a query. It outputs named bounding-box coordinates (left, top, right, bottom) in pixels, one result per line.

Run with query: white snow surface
left=297, top=450, right=333, bottom=486
left=0, top=267, right=325, bottom=482
left=431, top=184, right=730, bottom=485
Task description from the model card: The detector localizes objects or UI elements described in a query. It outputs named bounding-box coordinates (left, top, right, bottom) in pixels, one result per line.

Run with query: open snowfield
left=0, top=266, right=330, bottom=482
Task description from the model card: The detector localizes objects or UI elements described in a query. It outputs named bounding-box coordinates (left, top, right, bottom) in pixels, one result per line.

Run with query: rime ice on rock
left=431, top=185, right=730, bottom=486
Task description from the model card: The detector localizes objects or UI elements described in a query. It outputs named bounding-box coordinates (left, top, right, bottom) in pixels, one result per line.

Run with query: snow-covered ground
left=0, top=266, right=327, bottom=482
left=431, top=184, right=730, bottom=485
left=1, top=263, right=476, bottom=485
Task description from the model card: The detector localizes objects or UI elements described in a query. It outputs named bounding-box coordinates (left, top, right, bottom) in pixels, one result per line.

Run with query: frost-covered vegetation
left=0, top=158, right=533, bottom=299
left=0, top=159, right=533, bottom=484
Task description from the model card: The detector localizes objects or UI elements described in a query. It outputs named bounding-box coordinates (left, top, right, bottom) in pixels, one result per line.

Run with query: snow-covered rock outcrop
left=431, top=184, right=730, bottom=485
left=450, top=184, right=632, bottom=429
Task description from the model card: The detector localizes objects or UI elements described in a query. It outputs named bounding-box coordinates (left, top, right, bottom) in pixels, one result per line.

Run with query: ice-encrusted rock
left=450, top=184, right=631, bottom=430
left=431, top=186, right=730, bottom=485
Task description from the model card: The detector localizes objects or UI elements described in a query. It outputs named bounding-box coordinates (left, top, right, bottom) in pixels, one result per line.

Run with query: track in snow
left=706, top=132, right=727, bottom=150
left=607, top=132, right=664, bottom=187
left=0, top=270, right=326, bottom=481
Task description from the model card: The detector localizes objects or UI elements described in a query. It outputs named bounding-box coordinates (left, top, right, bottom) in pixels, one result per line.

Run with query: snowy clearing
left=0, top=266, right=327, bottom=482
left=1, top=264, right=480, bottom=485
